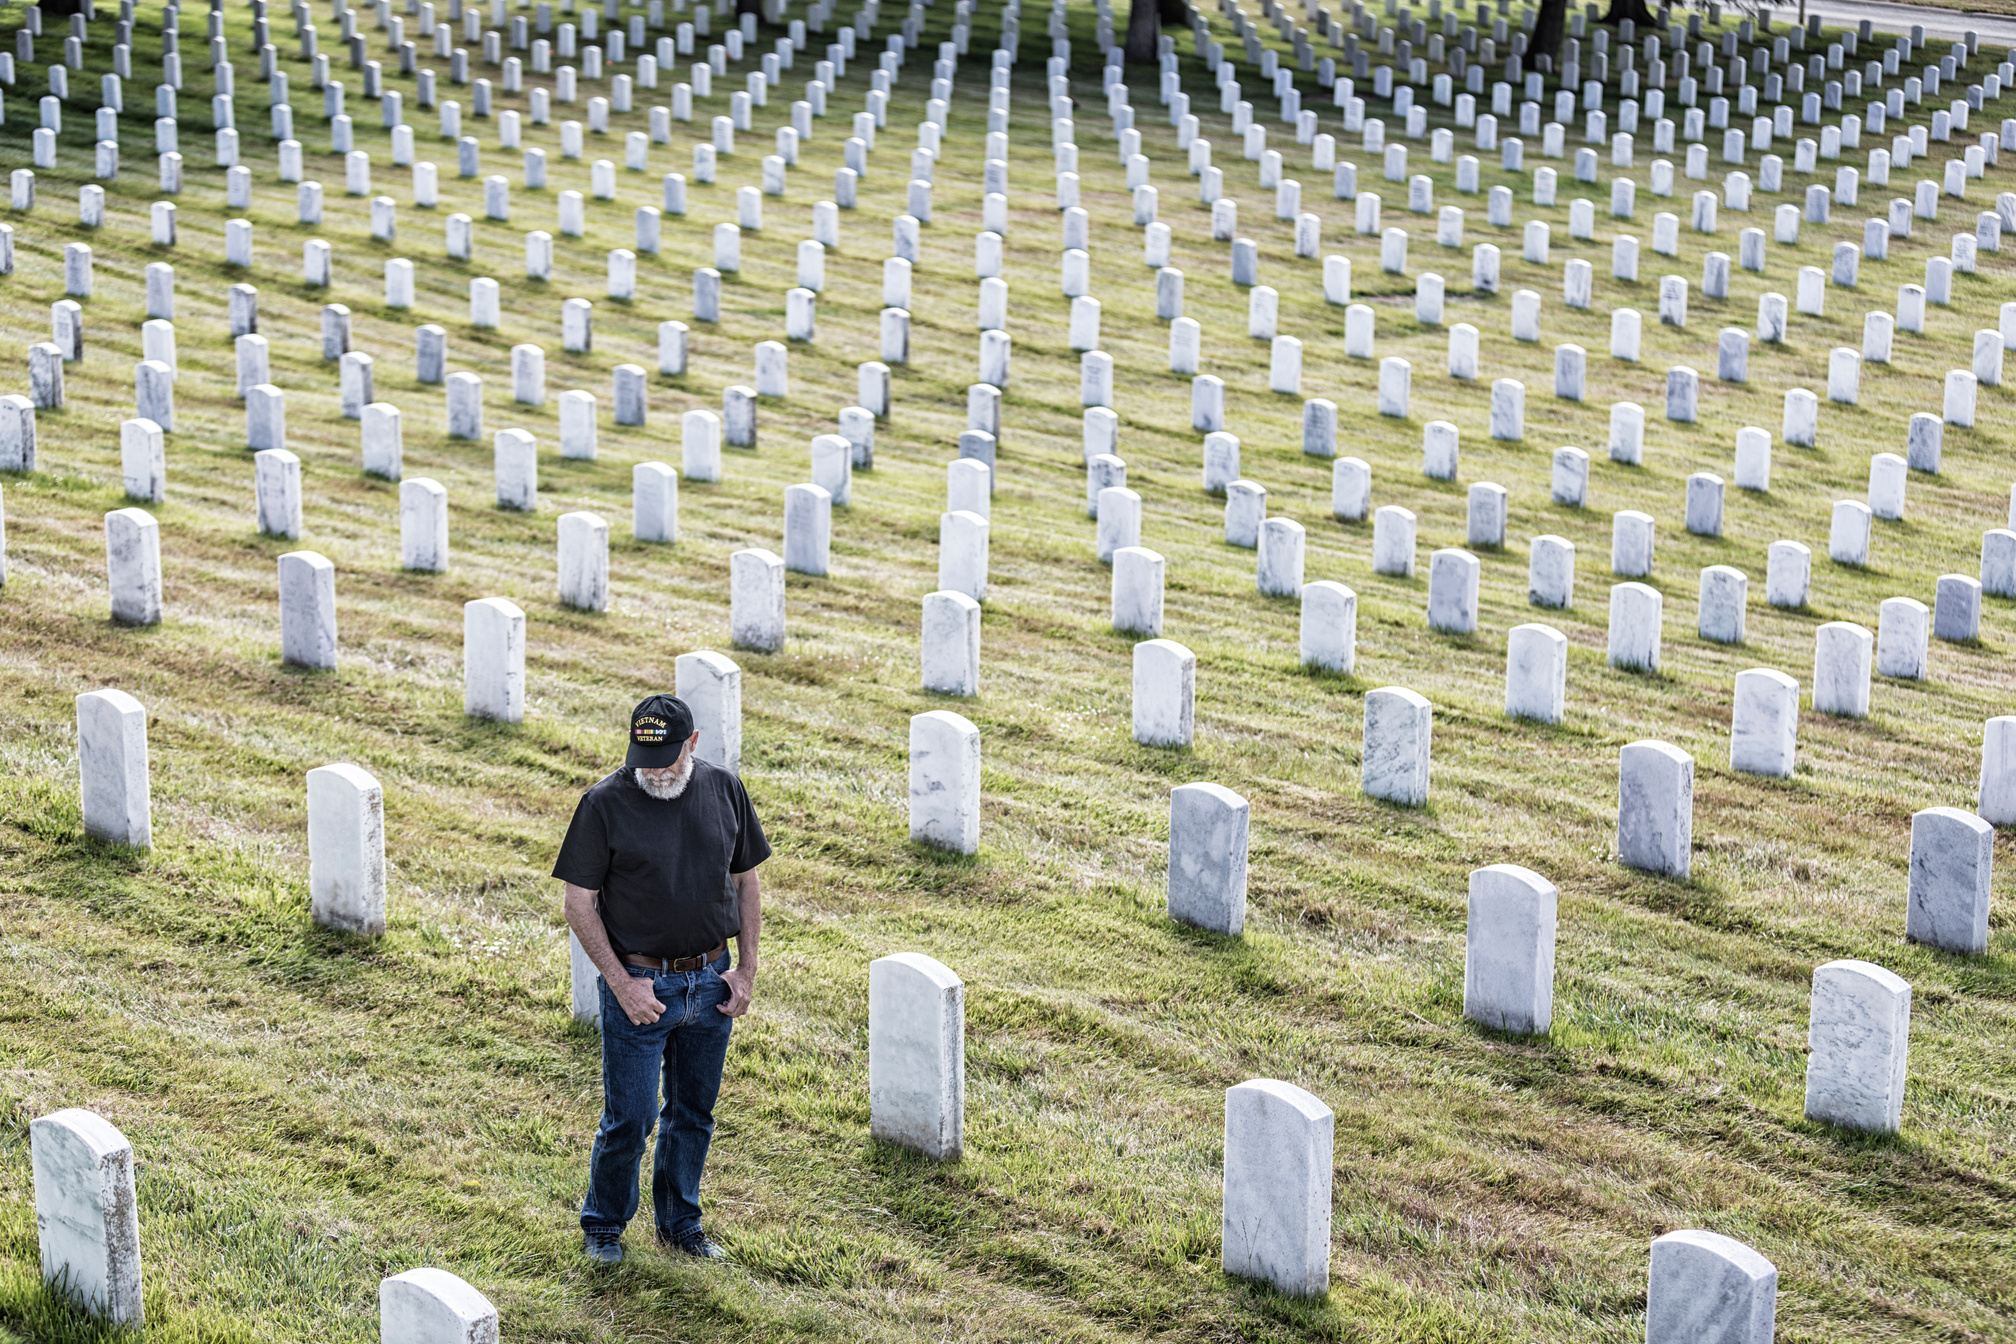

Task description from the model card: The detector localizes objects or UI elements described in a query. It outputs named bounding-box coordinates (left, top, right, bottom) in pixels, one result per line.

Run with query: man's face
left=635, top=733, right=699, bottom=798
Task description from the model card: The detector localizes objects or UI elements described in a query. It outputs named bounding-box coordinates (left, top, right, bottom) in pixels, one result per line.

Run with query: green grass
left=0, top=1, right=2011, bottom=1340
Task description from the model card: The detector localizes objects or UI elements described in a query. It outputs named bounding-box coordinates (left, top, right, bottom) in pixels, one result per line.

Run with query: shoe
left=664, top=1228, right=727, bottom=1260
left=583, top=1229, right=624, bottom=1265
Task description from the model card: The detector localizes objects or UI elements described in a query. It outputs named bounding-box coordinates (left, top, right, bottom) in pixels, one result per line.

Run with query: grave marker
left=1619, top=740, right=1693, bottom=878
left=463, top=597, right=525, bottom=722
left=1222, top=1080, right=1332, bottom=1297
left=909, top=710, right=980, bottom=854
left=1133, top=639, right=1196, bottom=747
left=1731, top=668, right=1799, bottom=777
left=922, top=590, right=981, bottom=696
left=104, top=508, right=161, bottom=626
left=1804, top=958, right=1911, bottom=1133
left=1362, top=686, right=1432, bottom=805
left=30, top=1108, right=144, bottom=1326
left=76, top=689, right=151, bottom=848
left=1646, top=1230, right=1777, bottom=1344
left=380, top=1267, right=499, bottom=1344
left=1464, top=864, right=1556, bottom=1034
left=730, top=548, right=785, bottom=652
left=1907, top=806, right=1993, bottom=952
left=307, top=762, right=386, bottom=934
left=278, top=550, right=336, bottom=669
left=676, top=650, right=743, bottom=774
left=401, top=480, right=449, bottom=573
left=868, top=952, right=964, bottom=1160
left=1113, top=546, right=1165, bottom=636
left=1168, top=782, right=1249, bottom=935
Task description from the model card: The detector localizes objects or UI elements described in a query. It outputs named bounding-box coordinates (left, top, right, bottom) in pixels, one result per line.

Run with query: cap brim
left=626, top=741, right=687, bottom=769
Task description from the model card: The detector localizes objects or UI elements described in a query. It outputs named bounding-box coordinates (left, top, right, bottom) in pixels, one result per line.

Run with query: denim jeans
left=580, top=950, right=734, bottom=1240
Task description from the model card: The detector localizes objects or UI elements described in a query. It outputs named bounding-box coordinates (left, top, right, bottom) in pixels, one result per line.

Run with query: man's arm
left=563, top=882, right=664, bottom=1025
left=717, top=868, right=761, bottom=1017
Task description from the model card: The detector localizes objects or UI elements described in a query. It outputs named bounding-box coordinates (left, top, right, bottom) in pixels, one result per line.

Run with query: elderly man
left=554, top=694, right=770, bottom=1266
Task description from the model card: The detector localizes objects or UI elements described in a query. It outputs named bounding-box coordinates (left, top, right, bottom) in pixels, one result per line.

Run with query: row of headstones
left=12, top=185, right=2012, bottom=665
left=19, top=983, right=1808, bottom=1333
left=73, top=635, right=745, bottom=900
left=898, top=689, right=2008, bottom=952
left=858, top=927, right=1880, bottom=1324
left=27, top=1103, right=503, bottom=1340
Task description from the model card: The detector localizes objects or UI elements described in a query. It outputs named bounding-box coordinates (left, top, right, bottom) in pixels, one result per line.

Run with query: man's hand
left=716, top=963, right=755, bottom=1017
left=612, top=971, right=667, bottom=1026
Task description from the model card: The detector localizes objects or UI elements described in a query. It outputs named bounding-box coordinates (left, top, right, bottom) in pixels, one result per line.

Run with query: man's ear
left=687, top=730, right=701, bottom=749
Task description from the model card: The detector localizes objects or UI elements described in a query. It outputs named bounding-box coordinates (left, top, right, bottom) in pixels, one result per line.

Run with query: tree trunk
left=1529, top=0, right=1569, bottom=61
left=1124, top=0, right=1159, bottom=63
left=1600, top=0, right=1660, bottom=26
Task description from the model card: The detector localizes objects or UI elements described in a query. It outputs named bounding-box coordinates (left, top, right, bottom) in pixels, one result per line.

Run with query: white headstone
left=1505, top=623, right=1568, bottom=723
left=278, top=550, right=336, bottom=669
left=782, top=482, right=832, bottom=577
left=30, top=1108, right=144, bottom=1326
left=676, top=650, right=743, bottom=774
left=1646, top=1230, right=1777, bottom=1344
left=922, top=590, right=981, bottom=696
left=632, top=462, right=678, bottom=543
left=1464, top=864, right=1556, bottom=1034
left=556, top=511, right=610, bottom=611
left=1730, top=668, right=1798, bottom=777
left=1804, top=958, right=1911, bottom=1134
left=1697, top=565, right=1747, bottom=643
left=730, top=547, right=785, bottom=652
left=1222, top=1080, right=1332, bottom=1297
left=463, top=598, right=525, bottom=722
left=104, top=507, right=162, bottom=626
left=1608, top=582, right=1663, bottom=671
left=909, top=710, right=980, bottom=854
left=1133, top=638, right=1196, bottom=747
left=1362, top=686, right=1432, bottom=806
left=682, top=408, right=723, bottom=481
left=1876, top=596, right=1929, bottom=679
left=1300, top=581, right=1357, bottom=673
left=1618, top=740, right=1693, bottom=878
left=379, top=1267, right=499, bottom=1344
left=1981, top=716, right=2016, bottom=827
left=1809, top=621, right=1874, bottom=718
left=1372, top=505, right=1417, bottom=576
left=868, top=952, right=964, bottom=1160
left=400, top=479, right=449, bottom=573
left=1907, top=806, right=1993, bottom=953
left=938, top=510, right=989, bottom=603
left=307, top=762, right=386, bottom=934
left=1530, top=536, right=1576, bottom=609
left=76, top=689, right=151, bottom=848
left=1427, top=547, right=1480, bottom=633
left=1766, top=540, right=1810, bottom=607
left=1168, top=782, right=1249, bottom=935
left=1112, top=546, right=1165, bottom=635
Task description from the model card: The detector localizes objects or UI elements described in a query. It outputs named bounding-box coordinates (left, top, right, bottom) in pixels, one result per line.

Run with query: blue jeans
left=580, top=951, right=734, bottom=1241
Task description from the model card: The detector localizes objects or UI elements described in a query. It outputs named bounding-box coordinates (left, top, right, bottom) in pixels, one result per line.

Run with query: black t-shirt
left=551, top=762, right=772, bottom=960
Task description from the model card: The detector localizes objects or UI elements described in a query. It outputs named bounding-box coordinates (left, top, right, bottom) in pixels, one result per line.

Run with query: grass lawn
left=0, top=0, right=2011, bottom=1340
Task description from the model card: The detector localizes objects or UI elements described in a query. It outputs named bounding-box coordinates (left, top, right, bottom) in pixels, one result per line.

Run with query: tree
left=1529, top=0, right=1569, bottom=61
left=1124, top=0, right=1191, bottom=65
left=1601, top=0, right=1660, bottom=26
left=1124, top=0, right=1160, bottom=63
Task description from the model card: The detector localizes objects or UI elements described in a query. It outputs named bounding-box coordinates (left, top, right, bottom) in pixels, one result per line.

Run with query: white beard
left=634, top=755, right=694, bottom=800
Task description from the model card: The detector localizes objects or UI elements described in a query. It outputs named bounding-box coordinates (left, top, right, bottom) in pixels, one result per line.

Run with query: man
left=554, top=694, right=770, bottom=1265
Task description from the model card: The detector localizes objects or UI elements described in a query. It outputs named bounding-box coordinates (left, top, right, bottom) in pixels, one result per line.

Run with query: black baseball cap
left=626, top=695, right=695, bottom=768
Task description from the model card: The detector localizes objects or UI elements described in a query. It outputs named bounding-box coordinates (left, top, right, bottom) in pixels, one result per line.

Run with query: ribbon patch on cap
left=633, top=715, right=670, bottom=744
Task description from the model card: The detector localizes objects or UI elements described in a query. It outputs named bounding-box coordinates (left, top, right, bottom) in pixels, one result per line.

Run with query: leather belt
left=621, top=943, right=726, bottom=973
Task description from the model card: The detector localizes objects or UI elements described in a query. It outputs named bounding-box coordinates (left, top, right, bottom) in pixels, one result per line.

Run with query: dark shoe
left=664, top=1227, right=727, bottom=1260
left=583, top=1229, right=624, bottom=1265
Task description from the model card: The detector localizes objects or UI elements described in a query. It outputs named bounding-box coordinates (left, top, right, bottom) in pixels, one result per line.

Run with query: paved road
left=1771, top=0, right=2016, bottom=47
